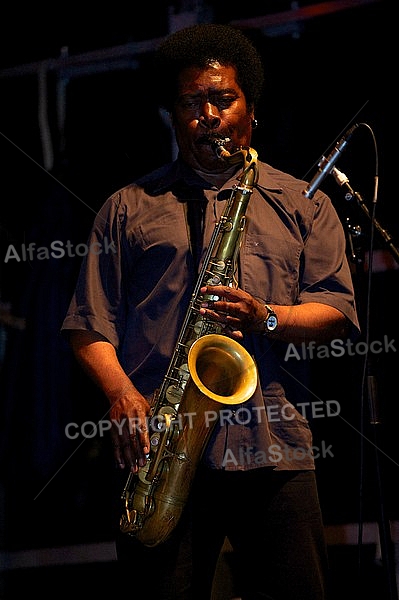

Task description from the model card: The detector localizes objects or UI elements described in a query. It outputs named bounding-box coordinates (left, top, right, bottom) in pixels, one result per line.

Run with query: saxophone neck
left=211, top=139, right=258, bottom=187
left=239, top=147, right=258, bottom=188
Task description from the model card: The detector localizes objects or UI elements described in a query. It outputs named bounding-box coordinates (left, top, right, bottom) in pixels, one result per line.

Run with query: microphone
left=302, top=124, right=359, bottom=199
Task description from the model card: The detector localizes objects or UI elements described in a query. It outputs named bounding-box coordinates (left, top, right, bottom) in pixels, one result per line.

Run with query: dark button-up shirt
left=61, top=157, right=360, bottom=471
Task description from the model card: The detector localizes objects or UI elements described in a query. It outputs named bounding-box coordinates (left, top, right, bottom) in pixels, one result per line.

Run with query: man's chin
left=195, top=157, right=227, bottom=173
left=192, top=147, right=224, bottom=170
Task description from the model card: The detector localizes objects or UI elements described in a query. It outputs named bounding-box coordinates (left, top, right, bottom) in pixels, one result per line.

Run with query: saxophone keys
left=193, top=318, right=204, bottom=335
left=158, top=405, right=177, bottom=417
left=206, top=268, right=224, bottom=284
left=138, top=459, right=152, bottom=483
left=165, top=363, right=189, bottom=404
left=166, top=385, right=183, bottom=404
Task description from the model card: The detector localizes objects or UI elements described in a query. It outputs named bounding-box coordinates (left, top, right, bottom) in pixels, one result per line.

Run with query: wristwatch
left=263, top=304, right=278, bottom=333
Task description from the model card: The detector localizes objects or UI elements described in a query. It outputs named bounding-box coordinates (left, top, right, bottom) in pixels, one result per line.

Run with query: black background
left=0, top=1, right=396, bottom=598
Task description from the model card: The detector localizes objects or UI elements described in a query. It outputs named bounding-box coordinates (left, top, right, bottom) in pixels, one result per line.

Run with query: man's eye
left=178, top=95, right=236, bottom=111
left=217, top=97, right=234, bottom=109
left=180, top=98, right=200, bottom=110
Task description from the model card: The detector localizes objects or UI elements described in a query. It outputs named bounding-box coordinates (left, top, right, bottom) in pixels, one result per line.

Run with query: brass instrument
left=119, top=141, right=259, bottom=547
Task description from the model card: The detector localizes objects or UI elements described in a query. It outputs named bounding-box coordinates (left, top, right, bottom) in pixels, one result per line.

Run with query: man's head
left=154, top=23, right=265, bottom=175
left=154, top=23, right=264, bottom=114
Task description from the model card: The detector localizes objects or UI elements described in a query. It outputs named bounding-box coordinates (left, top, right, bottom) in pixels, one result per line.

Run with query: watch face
left=266, top=314, right=278, bottom=331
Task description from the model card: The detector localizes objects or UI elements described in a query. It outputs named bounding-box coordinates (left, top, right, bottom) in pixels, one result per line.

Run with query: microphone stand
left=333, top=167, right=399, bottom=265
left=333, top=167, right=399, bottom=599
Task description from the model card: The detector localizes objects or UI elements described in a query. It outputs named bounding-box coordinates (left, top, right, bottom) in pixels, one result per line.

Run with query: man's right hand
left=68, top=329, right=151, bottom=472
left=109, top=388, right=151, bottom=472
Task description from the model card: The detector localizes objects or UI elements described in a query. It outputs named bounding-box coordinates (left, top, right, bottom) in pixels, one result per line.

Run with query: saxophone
left=119, top=140, right=259, bottom=547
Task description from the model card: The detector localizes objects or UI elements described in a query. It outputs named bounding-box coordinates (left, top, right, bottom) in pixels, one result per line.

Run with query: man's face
left=172, top=62, right=254, bottom=173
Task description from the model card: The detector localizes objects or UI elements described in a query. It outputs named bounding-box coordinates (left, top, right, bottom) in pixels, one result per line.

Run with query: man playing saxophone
left=62, top=23, right=359, bottom=599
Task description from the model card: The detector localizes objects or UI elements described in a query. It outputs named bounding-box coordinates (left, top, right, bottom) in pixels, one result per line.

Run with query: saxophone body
left=119, top=142, right=259, bottom=547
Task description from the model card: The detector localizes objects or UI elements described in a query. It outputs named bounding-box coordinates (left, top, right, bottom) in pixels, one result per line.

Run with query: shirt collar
left=140, top=156, right=284, bottom=195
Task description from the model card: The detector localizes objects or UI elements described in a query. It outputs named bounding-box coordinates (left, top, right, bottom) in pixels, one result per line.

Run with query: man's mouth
left=197, top=133, right=230, bottom=146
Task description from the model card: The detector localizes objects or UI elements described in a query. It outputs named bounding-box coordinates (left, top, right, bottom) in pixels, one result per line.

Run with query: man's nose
left=199, top=102, right=221, bottom=129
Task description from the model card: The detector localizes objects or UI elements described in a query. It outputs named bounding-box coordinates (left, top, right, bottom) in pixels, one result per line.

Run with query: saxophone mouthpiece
left=211, top=137, right=231, bottom=159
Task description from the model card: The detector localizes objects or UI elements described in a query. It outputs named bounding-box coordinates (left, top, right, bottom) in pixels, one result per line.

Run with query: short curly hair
left=154, top=23, right=265, bottom=113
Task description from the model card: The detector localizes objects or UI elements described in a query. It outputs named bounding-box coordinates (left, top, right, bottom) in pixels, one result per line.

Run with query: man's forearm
left=68, top=330, right=136, bottom=404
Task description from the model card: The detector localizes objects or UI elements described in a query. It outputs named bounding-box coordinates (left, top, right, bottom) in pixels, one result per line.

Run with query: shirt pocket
left=239, top=231, right=302, bottom=304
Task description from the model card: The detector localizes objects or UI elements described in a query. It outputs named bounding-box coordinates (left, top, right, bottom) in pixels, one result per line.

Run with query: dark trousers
left=115, top=467, right=330, bottom=599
